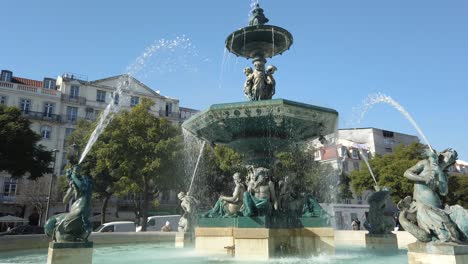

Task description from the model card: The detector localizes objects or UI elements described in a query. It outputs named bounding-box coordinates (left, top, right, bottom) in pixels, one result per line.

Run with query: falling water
left=357, top=147, right=378, bottom=185
left=271, top=27, right=275, bottom=57
left=188, top=141, right=206, bottom=194
left=356, top=93, right=434, bottom=153
left=79, top=36, right=197, bottom=164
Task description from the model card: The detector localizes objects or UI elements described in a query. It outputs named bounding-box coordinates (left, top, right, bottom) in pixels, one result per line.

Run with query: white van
left=94, top=221, right=136, bottom=233
left=136, top=215, right=181, bottom=232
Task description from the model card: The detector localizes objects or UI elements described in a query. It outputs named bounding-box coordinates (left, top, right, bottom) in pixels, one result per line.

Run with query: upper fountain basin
left=226, top=25, right=293, bottom=59
left=182, top=99, right=338, bottom=165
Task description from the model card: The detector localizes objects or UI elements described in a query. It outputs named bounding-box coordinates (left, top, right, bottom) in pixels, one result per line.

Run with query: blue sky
left=1, top=0, right=467, bottom=160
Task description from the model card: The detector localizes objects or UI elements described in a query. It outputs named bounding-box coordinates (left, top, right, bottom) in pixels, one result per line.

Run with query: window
left=43, top=102, right=54, bottom=117
left=130, top=96, right=139, bottom=107
left=66, top=106, right=78, bottom=122
left=353, top=161, right=360, bottom=170
left=342, top=161, right=349, bottom=172
left=113, top=93, right=119, bottom=105
left=20, top=99, right=31, bottom=113
left=165, top=102, right=173, bottom=116
left=0, top=71, right=12, bottom=82
left=351, top=149, right=359, bottom=159
left=70, top=85, right=80, bottom=98
left=314, top=150, right=321, bottom=160
left=0, top=95, right=6, bottom=105
left=96, top=90, right=106, bottom=102
left=43, top=79, right=56, bottom=89
left=357, top=195, right=363, bottom=205
left=3, top=178, right=17, bottom=196
left=100, top=225, right=114, bottom=233
left=385, top=147, right=393, bottom=153
left=41, top=126, right=52, bottom=139
left=382, top=130, right=394, bottom=138
left=383, top=138, right=395, bottom=146
left=340, top=147, right=347, bottom=157
left=85, top=107, right=94, bottom=120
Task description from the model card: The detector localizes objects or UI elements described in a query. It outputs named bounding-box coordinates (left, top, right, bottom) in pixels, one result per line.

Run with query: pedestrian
left=351, top=219, right=358, bottom=230
left=161, top=221, right=172, bottom=232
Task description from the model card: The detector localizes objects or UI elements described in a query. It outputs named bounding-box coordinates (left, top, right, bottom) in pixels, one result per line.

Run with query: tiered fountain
left=182, top=4, right=338, bottom=259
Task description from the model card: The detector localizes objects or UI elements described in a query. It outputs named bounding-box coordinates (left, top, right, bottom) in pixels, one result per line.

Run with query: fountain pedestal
left=407, top=242, right=468, bottom=264
left=365, top=233, right=398, bottom=250
left=175, top=232, right=194, bottom=248
left=195, top=227, right=334, bottom=260
left=47, top=242, right=93, bottom=264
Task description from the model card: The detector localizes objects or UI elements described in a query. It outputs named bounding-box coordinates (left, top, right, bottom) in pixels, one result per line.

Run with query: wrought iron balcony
left=21, top=110, right=61, bottom=122
left=61, top=94, right=86, bottom=105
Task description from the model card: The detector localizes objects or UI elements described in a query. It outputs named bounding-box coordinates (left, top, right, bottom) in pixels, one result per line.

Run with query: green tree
left=350, top=142, right=426, bottom=203
left=0, top=105, right=53, bottom=180
left=107, top=99, right=183, bottom=231
left=443, top=174, right=468, bottom=208
left=66, top=119, right=123, bottom=224
left=191, top=144, right=244, bottom=208
left=273, top=146, right=343, bottom=203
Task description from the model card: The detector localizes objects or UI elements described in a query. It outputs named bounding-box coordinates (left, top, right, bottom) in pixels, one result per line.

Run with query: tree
left=0, top=105, right=52, bottom=180
left=15, top=177, right=50, bottom=225
left=273, top=145, right=341, bottom=203
left=350, top=142, right=426, bottom=203
left=67, top=119, right=122, bottom=224
left=105, top=99, right=183, bottom=231
left=444, top=174, right=468, bottom=208
left=190, top=144, right=244, bottom=208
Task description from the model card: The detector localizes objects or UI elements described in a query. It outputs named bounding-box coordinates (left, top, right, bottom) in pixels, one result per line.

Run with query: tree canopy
left=350, top=142, right=429, bottom=203
left=0, top=105, right=52, bottom=180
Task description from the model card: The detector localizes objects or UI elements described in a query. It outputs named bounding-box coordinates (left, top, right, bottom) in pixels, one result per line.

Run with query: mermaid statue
left=44, top=145, right=93, bottom=243
left=398, top=148, right=468, bottom=243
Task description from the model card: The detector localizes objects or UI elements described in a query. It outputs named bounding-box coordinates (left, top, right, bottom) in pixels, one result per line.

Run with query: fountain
left=182, top=4, right=338, bottom=259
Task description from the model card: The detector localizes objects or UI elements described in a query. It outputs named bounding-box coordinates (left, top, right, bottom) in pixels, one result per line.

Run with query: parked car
left=93, top=221, right=136, bottom=233
left=136, top=215, right=180, bottom=232
left=0, top=225, right=44, bottom=236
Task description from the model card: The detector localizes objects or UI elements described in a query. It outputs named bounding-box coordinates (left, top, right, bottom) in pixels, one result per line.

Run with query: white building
left=311, top=127, right=419, bottom=229
left=0, top=69, right=198, bottom=225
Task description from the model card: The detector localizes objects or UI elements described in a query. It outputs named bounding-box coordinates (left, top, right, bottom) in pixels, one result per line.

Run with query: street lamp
left=44, top=149, right=59, bottom=225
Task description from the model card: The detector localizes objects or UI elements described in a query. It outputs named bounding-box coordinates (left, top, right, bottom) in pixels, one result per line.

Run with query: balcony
left=0, top=81, right=61, bottom=98
left=0, top=194, right=16, bottom=203
left=61, top=94, right=86, bottom=105
left=21, top=110, right=61, bottom=123
left=158, top=110, right=179, bottom=119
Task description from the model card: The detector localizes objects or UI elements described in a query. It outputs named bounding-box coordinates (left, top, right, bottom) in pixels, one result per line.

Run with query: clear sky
left=2, top=0, right=467, bottom=160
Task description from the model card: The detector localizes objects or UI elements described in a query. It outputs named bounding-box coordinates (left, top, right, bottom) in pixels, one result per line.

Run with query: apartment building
left=0, top=69, right=198, bottom=224
left=311, top=127, right=419, bottom=229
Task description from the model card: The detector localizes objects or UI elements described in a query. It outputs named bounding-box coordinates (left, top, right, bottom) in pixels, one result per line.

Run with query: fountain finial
left=249, top=4, right=269, bottom=26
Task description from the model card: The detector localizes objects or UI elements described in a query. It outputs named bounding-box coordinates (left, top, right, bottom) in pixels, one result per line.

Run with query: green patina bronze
left=363, top=187, right=395, bottom=235
left=185, top=5, right=334, bottom=229
left=44, top=145, right=93, bottom=243
left=398, top=149, right=468, bottom=244
left=182, top=99, right=338, bottom=167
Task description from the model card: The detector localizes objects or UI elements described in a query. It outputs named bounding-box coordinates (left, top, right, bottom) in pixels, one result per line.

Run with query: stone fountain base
left=407, top=242, right=468, bottom=264
left=195, top=227, right=334, bottom=260
left=365, top=233, right=398, bottom=250
left=47, top=241, right=93, bottom=264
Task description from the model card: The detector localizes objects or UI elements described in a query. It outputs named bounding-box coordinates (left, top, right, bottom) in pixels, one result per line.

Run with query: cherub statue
left=265, top=65, right=277, bottom=99
left=177, top=192, right=199, bottom=233
left=243, top=67, right=254, bottom=100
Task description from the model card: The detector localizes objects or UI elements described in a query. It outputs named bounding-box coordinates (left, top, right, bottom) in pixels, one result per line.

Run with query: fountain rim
left=225, top=25, right=294, bottom=59
left=181, top=98, right=339, bottom=135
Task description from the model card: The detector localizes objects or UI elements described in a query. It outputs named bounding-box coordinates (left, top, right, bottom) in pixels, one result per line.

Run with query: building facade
left=311, top=127, right=420, bottom=229
left=0, top=69, right=198, bottom=225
